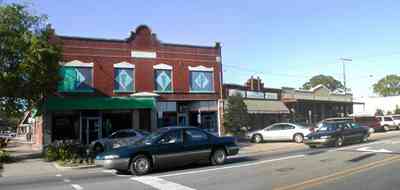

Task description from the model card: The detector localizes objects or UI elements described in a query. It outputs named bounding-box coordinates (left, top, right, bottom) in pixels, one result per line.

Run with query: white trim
left=131, top=50, right=157, bottom=59
left=60, top=60, right=93, bottom=67
left=153, top=63, right=173, bottom=70
left=188, top=65, right=214, bottom=72
left=114, top=61, right=135, bottom=68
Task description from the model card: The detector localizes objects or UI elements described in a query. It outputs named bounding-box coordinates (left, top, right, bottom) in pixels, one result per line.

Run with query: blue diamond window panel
left=190, top=71, right=213, bottom=92
left=114, top=68, right=134, bottom=91
left=155, top=70, right=172, bottom=92
left=58, top=67, right=93, bottom=92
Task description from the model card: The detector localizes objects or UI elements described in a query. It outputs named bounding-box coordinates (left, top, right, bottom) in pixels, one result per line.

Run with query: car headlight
left=104, top=155, right=120, bottom=160
left=320, top=136, right=330, bottom=139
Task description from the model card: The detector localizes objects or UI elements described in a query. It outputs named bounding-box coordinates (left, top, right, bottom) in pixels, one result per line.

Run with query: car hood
left=96, top=143, right=149, bottom=160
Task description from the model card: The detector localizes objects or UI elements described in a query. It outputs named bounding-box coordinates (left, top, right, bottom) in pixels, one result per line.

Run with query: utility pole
left=340, top=58, right=352, bottom=94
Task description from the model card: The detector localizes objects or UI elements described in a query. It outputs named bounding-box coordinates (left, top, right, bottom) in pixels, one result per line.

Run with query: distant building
left=353, top=96, right=400, bottom=115
left=282, top=85, right=354, bottom=125
left=223, top=77, right=290, bottom=130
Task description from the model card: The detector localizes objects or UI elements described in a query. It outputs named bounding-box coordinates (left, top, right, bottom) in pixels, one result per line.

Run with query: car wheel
left=211, top=148, right=226, bottom=165
left=94, top=144, right=104, bottom=154
left=253, top=134, right=263, bottom=143
left=383, top=125, right=390, bottom=132
left=293, top=134, right=304, bottom=143
left=361, top=134, right=369, bottom=143
left=130, top=155, right=151, bottom=176
left=335, top=137, right=344, bottom=147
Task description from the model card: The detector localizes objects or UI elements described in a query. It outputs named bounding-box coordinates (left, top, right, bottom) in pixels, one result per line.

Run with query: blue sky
left=6, top=0, right=400, bottom=97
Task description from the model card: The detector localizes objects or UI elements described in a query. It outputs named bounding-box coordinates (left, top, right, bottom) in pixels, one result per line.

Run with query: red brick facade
left=52, top=25, right=222, bottom=101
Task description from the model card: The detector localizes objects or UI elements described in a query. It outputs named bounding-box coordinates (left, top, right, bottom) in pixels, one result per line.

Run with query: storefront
left=223, top=77, right=290, bottom=130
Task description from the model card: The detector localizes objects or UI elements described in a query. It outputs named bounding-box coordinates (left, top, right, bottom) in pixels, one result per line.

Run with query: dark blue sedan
left=95, top=127, right=239, bottom=175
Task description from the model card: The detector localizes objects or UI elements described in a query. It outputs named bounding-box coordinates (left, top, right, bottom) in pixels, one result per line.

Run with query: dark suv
left=304, top=121, right=369, bottom=148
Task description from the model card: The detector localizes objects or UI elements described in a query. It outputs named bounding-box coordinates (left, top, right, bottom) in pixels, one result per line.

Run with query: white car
left=376, top=116, right=398, bottom=131
left=246, top=123, right=312, bottom=143
left=389, top=115, right=400, bottom=126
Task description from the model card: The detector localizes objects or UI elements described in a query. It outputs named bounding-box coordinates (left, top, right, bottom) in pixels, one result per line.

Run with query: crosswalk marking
left=132, top=176, right=196, bottom=190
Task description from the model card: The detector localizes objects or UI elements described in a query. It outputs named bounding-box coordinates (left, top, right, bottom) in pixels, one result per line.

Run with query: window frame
left=189, top=70, right=215, bottom=93
left=113, top=67, right=135, bottom=93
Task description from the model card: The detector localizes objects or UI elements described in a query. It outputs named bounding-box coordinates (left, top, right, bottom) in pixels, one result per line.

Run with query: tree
left=302, top=75, right=345, bottom=92
left=394, top=105, right=400, bottom=114
left=223, top=93, right=249, bottom=135
left=375, top=109, right=384, bottom=116
left=373, top=75, right=400, bottom=97
left=0, top=3, right=61, bottom=117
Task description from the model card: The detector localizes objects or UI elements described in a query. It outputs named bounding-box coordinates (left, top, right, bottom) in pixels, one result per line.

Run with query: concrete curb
left=53, top=162, right=100, bottom=170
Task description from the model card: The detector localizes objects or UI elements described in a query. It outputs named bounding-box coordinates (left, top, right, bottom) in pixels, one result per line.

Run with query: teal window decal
left=190, top=71, right=213, bottom=92
left=58, top=67, right=93, bottom=92
left=114, top=68, right=134, bottom=92
left=154, top=69, right=172, bottom=92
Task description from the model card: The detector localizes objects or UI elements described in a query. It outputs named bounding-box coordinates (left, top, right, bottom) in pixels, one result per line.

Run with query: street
left=1, top=131, right=400, bottom=190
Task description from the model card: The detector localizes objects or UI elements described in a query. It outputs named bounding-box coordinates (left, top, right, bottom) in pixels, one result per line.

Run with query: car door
left=281, top=124, right=296, bottom=140
left=262, top=124, right=285, bottom=140
left=339, top=123, right=356, bottom=143
left=154, top=129, right=185, bottom=168
left=183, top=128, right=211, bottom=164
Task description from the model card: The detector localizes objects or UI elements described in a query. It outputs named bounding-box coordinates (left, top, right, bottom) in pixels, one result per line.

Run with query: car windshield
left=135, top=129, right=169, bottom=145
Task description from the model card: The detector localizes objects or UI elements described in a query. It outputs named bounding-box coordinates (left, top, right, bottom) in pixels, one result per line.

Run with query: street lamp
left=339, top=58, right=352, bottom=94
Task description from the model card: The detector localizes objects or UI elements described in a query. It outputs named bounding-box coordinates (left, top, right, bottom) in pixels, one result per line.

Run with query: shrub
left=43, top=140, right=93, bottom=164
left=0, top=149, right=11, bottom=163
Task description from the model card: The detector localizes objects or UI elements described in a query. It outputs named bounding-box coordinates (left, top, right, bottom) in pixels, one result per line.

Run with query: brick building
left=32, top=25, right=222, bottom=149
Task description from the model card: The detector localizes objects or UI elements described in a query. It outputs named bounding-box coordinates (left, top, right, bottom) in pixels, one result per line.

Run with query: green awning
left=43, top=97, right=156, bottom=111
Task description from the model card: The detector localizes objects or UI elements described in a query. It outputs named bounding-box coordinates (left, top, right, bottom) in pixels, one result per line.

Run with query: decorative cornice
left=114, top=61, right=135, bottom=68
left=153, top=63, right=173, bottom=70
left=188, top=65, right=214, bottom=72
left=60, top=60, right=93, bottom=67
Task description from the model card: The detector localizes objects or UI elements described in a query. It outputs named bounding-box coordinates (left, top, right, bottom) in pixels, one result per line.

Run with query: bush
left=43, top=140, right=94, bottom=164
left=0, top=149, right=11, bottom=163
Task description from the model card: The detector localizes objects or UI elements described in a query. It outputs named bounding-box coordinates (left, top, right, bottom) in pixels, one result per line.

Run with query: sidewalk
left=0, top=136, right=59, bottom=177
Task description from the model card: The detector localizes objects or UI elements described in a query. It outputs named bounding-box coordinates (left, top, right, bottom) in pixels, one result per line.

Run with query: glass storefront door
left=81, top=117, right=101, bottom=144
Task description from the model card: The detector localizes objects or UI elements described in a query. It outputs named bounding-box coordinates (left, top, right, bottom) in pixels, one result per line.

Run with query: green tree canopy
left=373, top=75, right=400, bottom=97
left=0, top=3, right=61, bottom=116
left=223, top=93, right=249, bottom=135
left=302, top=74, right=345, bottom=92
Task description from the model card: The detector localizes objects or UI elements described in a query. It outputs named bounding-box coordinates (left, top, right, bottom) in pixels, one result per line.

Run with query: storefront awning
left=244, top=100, right=290, bottom=114
left=44, top=97, right=156, bottom=111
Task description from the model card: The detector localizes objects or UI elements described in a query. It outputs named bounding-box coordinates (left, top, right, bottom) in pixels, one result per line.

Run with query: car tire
left=211, top=148, right=226, bottom=165
left=361, top=134, right=369, bottom=143
left=293, top=133, right=304, bottom=143
left=252, top=134, right=263, bottom=143
left=93, top=144, right=104, bottom=154
left=383, top=125, right=390, bottom=132
left=335, top=137, right=344, bottom=147
left=130, top=155, right=152, bottom=176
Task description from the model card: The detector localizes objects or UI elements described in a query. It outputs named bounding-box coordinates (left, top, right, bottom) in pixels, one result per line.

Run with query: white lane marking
left=132, top=176, right=195, bottom=190
left=71, top=184, right=84, bottom=190
left=148, top=154, right=305, bottom=178
left=102, top=169, right=116, bottom=173
left=356, top=147, right=393, bottom=153
left=56, top=174, right=62, bottom=177
left=63, top=179, right=71, bottom=183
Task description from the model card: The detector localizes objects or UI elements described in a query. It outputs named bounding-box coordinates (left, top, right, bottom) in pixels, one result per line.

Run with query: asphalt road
left=2, top=131, right=400, bottom=190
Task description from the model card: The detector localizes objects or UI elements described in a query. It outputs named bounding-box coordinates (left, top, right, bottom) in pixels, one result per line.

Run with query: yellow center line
left=273, top=155, right=400, bottom=190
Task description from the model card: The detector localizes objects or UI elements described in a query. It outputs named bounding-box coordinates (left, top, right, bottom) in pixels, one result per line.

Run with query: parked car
left=317, top=117, right=375, bottom=133
left=95, top=126, right=239, bottom=175
left=376, top=116, right=398, bottom=131
left=389, top=115, right=400, bottom=127
left=246, top=123, right=312, bottom=143
left=353, top=115, right=380, bottom=133
left=304, top=121, right=369, bottom=148
left=91, top=129, right=149, bottom=153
